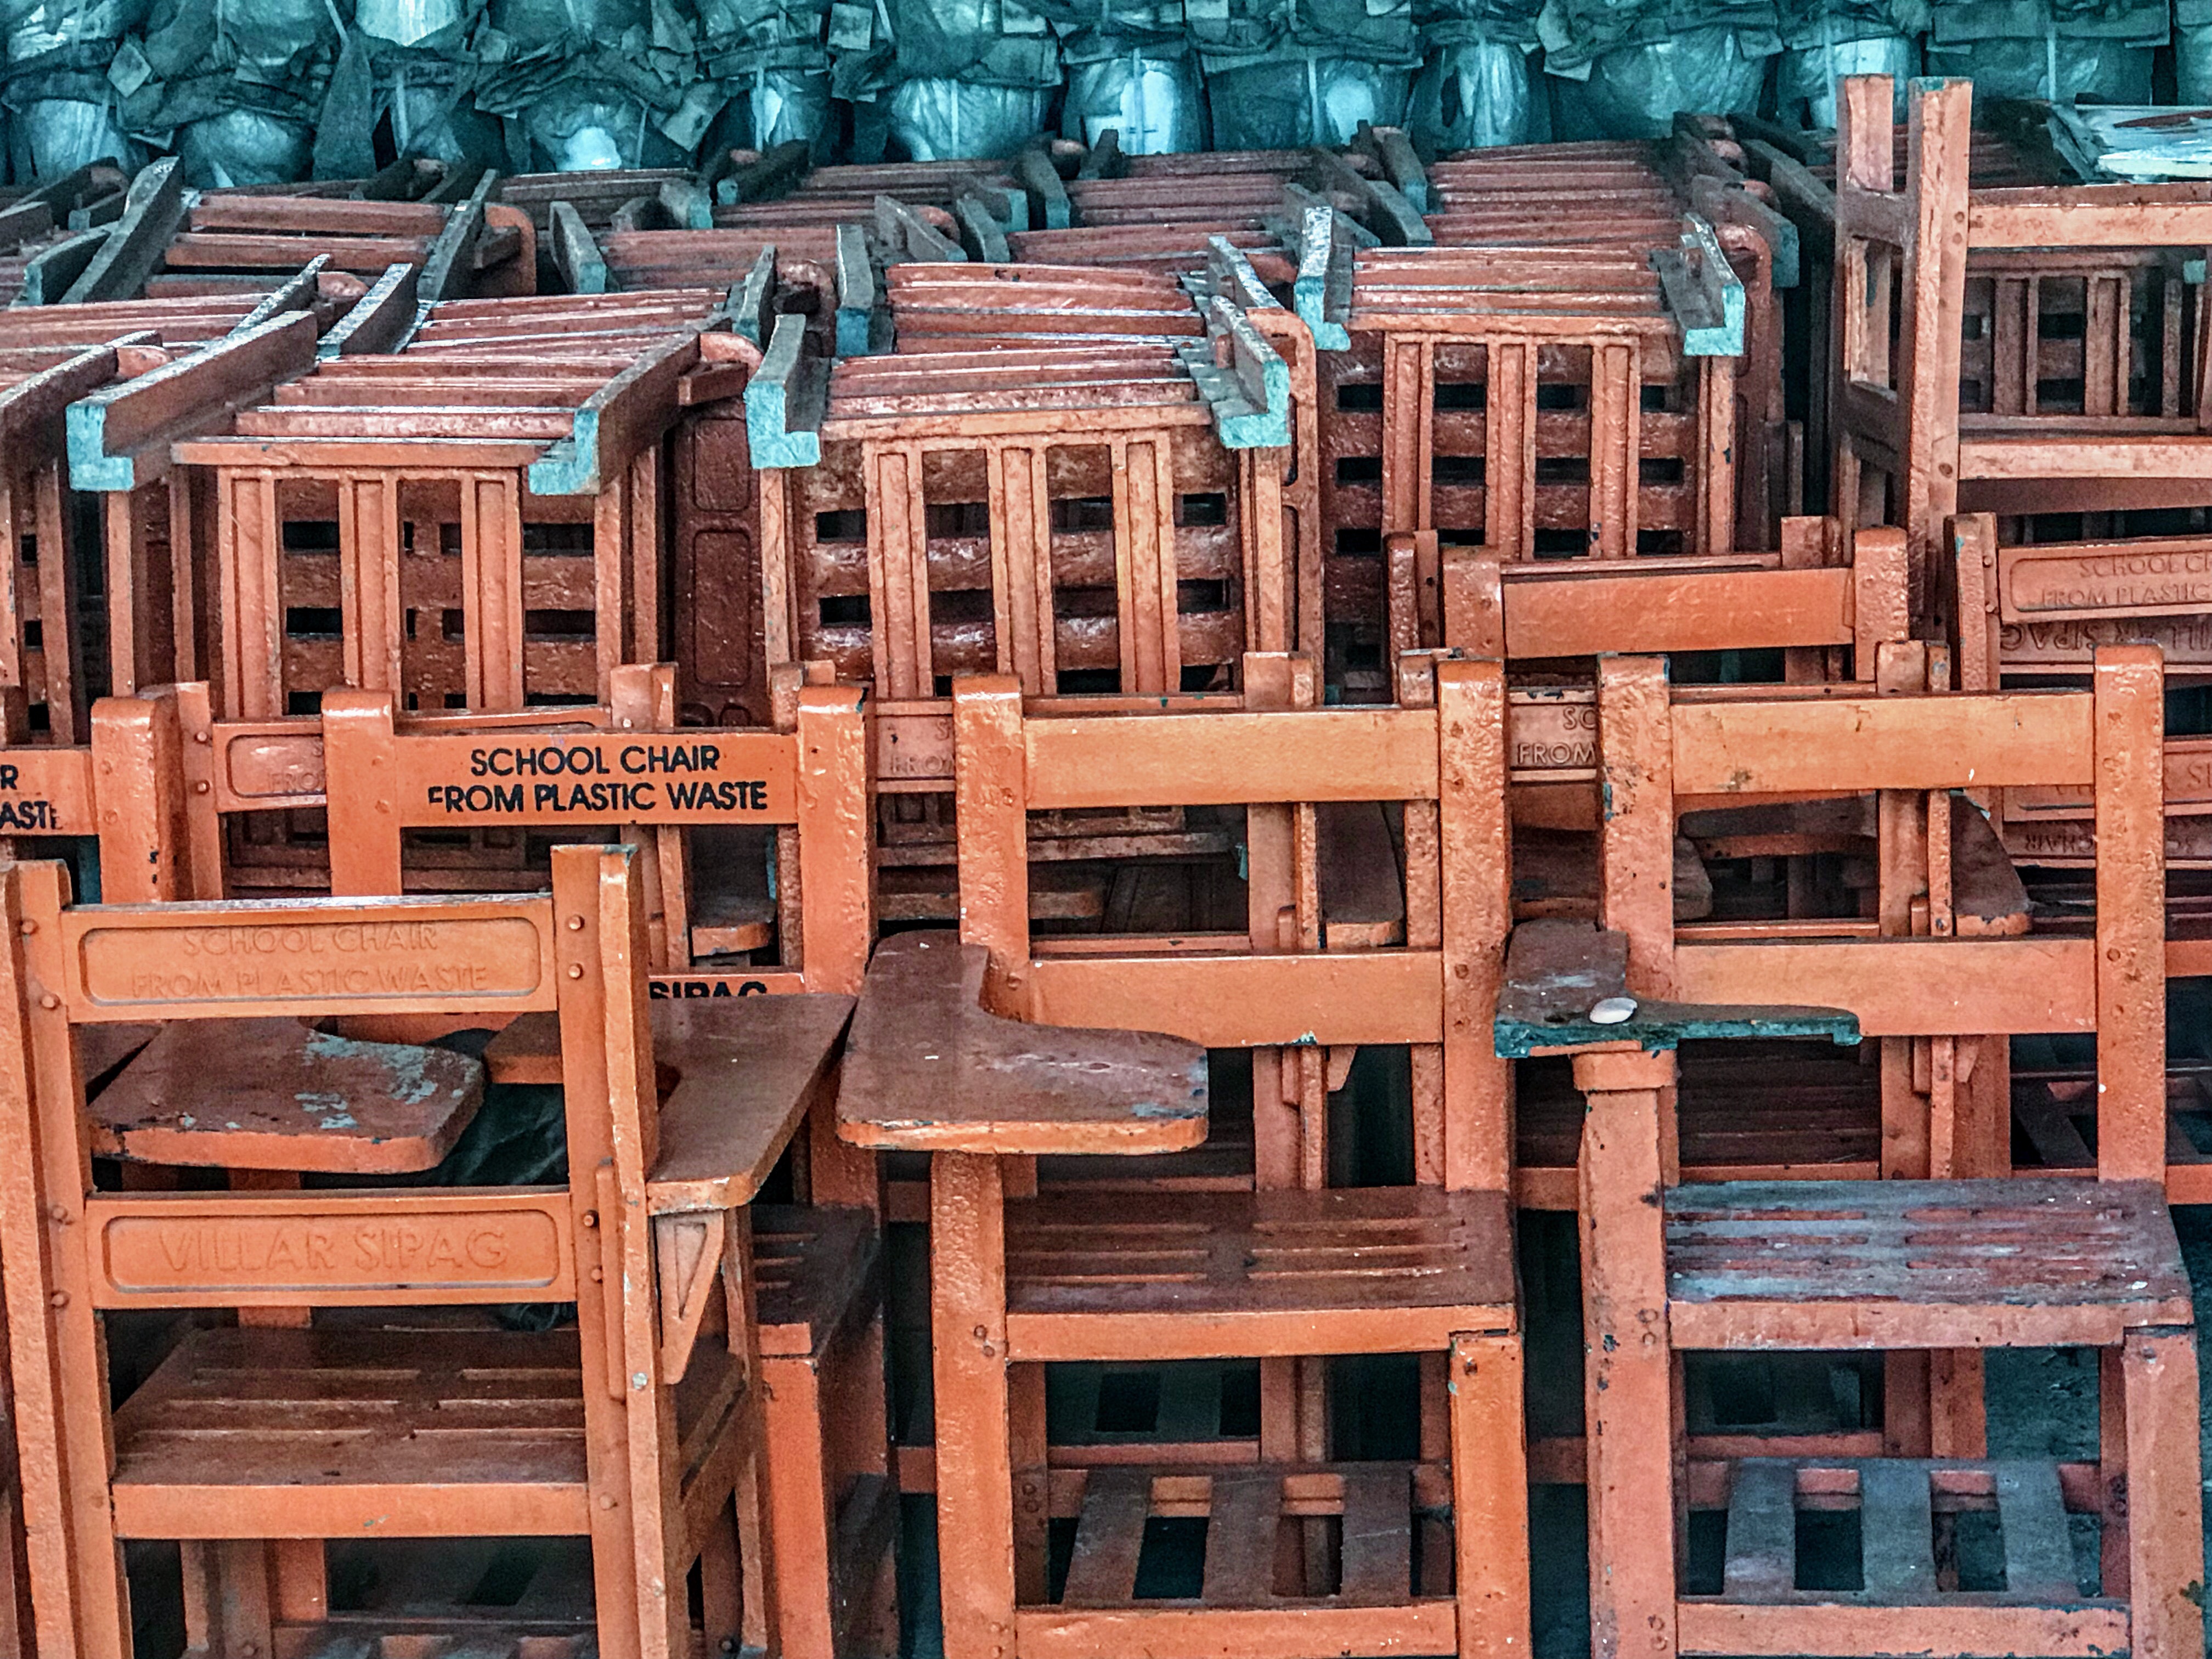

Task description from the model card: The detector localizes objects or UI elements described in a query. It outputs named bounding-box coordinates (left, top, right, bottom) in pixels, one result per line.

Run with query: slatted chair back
left=752, top=311, right=1292, bottom=702
left=1834, top=74, right=2212, bottom=625
left=0, top=844, right=810, bottom=1659
left=1353, top=232, right=1745, bottom=571
left=0, top=286, right=352, bottom=744
left=952, top=650, right=1510, bottom=1192
left=1583, top=645, right=2166, bottom=1186
left=67, top=281, right=746, bottom=728
left=1946, top=510, right=2212, bottom=870
left=878, top=244, right=1327, bottom=657
left=1301, top=137, right=1793, bottom=680
left=137, top=661, right=868, bottom=988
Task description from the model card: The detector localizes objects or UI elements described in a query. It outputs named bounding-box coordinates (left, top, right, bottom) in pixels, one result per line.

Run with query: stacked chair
left=0, top=75, right=2199, bottom=1659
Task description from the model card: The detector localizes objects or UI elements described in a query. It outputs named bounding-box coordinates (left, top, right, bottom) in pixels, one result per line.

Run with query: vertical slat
left=1485, top=340, right=1533, bottom=561
left=1856, top=1460, right=1937, bottom=1604
left=1596, top=656, right=1675, bottom=999
left=627, top=444, right=661, bottom=670
left=1200, top=1469, right=1282, bottom=1606
left=987, top=442, right=1055, bottom=695
left=1338, top=1466, right=1410, bottom=1605
left=1112, top=436, right=1176, bottom=695
left=592, top=468, right=629, bottom=701
left=463, top=473, right=525, bottom=711
left=2163, top=271, right=2185, bottom=420
left=226, top=471, right=281, bottom=720
left=1991, top=277, right=2027, bottom=416
left=1238, top=448, right=1287, bottom=655
left=340, top=473, right=403, bottom=693
left=103, top=485, right=143, bottom=696
left=2023, top=276, right=2044, bottom=417
left=1993, top=1460, right=2078, bottom=1601
left=984, top=444, right=1023, bottom=686
left=1720, top=1461, right=1798, bottom=1603
left=1437, top=656, right=1510, bottom=1194
left=1589, top=340, right=1634, bottom=560
left=170, top=469, right=202, bottom=692
left=2085, top=275, right=2122, bottom=418
left=1059, top=1470, right=1151, bottom=1608
left=31, top=467, right=76, bottom=742
left=1380, top=335, right=1431, bottom=537
left=2094, top=645, right=2167, bottom=1182
left=759, top=466, right=797, bottom=670
left=0, top=477, right=22, bottom=703
left=866, top=443, right=929, bottom=701
left=1697, top=357, right=1737, bottom=558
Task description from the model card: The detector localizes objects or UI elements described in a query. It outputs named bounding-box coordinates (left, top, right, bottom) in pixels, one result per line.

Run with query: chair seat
left=111, top=1327, right=589, bottom=1539
left=1678, top=1457, right=2128, bottom=1657
left=1665, top=1177, right=2192, bottom=1349
left=1005, top=1186, right=1515, bottom=1362
left=753, top=1203, right=881, bottom=1359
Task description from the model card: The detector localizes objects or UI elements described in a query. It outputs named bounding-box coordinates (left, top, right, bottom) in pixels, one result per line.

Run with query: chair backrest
left=68, top=292, right=719, bottom=722
left=751, top=314, right=1292, bottom=702
left=0, top=844, right=662, bottom=1657
left=951, top=650, right=1510, bottom=1190
left=1588, top=645, right=2166, bottom=1182
left=157, top=664, right=872, bottom=991
left=1427, top=516, right=1908, bottom=671
left=1835, top=74, right=2212, bottom=612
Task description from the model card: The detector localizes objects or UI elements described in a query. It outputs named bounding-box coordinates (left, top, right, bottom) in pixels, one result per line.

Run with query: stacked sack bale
left=1538, top=0, right=1780, bottom=138
left=1773, top=0, right=1921, bottom=126
left=471, top=0, right=716, bottom=170
left=697, top=0, right=832, bottom=155
left=109, top=0, right=343, bottom=182
left=1921, top=0, right=2165, bottom=104
left=1036, top=0, right=1205, bottom=153
left=3, top=0, right=144, bottom=178
left=1404, top=0, right=1541, bottom=154
left=1192, top=0, right=1420, bottom=146
left=311, top=0, right=506, bottom=177
left=2181, top=0, right=2212, bottom=98
left=833, top=0, right=1060, bottom=161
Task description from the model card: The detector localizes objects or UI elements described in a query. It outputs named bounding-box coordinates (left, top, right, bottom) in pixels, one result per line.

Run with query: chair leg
left=699, top=1495, right=744, bottom=1656
left=1577, top=1053, right=1679, bottom=1659
left=269, top=1538, right=326, bottom=1627
left=929, top=1151, right=1015, bottom=1659
left=2119, top=1329, right=2205, bottom=1658
left=1449, top=1331, right=1529, bottom=1659
left=763, top=1353, right=836, bottom=1659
